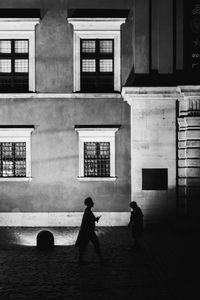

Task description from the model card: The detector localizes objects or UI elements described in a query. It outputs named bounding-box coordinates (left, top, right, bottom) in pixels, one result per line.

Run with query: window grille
left=14, top=40, right=29, bottom=53
left=0, top=59, right=11, bottom=72
left=99, top=59, right=113, bottom=72
left=82, top=59, right=96, bottom=72
left=0, top=142, right=26, bottom=177
left=81, top=39, right=114, bottom=92
left=99, top=40, right=113, bottom=53
left=15, top=59, right=28, bottom=73
left=84, top=142, right=110, bottom=177
left=0, top=39, right=29, bottom=92
left=82, top=40, right=96, bottom=53
left=0, top=40, right=11, bottom=53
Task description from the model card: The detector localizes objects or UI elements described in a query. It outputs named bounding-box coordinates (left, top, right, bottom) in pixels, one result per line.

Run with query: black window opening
left=81, top=39, right=114, bottom=92
left=0, top=39, right=29, bottom=92
left=0, top=142, right=26, bottom=177
left=142, top=168, right=168, bottom=190
left=84, top=142, right=110, bottom=177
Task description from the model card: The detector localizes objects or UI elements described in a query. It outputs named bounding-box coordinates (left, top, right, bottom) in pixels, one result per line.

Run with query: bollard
left=36, top=230, right=54, bottom=250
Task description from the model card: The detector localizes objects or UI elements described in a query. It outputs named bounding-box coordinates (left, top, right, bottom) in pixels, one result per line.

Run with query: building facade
left=0, top=0, right=199, bottom=227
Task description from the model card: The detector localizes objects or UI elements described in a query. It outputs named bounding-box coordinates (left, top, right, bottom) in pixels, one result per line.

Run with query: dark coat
left=75, top=207, right=96, bottom=248
left=129, top=207, right=143, bottom=238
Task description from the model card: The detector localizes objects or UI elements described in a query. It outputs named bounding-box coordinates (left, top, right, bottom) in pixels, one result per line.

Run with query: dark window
left=84, top=142, right=110, bottom=177
left=0, top=142, right=26, bottom=177
left=142, top=168, right=168, bottom=190
left=184, top=1, right=200, bottom=73
left=81, top=39, right=114, bottom=92
left=0, top=39, right=29, bottom=92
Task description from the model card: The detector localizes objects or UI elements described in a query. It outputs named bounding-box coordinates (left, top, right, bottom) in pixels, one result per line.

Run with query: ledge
left=0, top=177, right=32, bottom=182
left=0, top=93, right=122, bottom=99
left=77, top=177, right=117, bottom=182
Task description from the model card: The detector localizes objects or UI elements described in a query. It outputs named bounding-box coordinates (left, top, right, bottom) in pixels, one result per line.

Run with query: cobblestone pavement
left=0, top=226, right=194, bottom=300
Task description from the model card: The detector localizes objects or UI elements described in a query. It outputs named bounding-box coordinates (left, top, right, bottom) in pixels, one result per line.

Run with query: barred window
left=80, top=39, right=114, bottom=92
left=0, top=142, right=26, bottom=177
left=75, top=127, right=118, bottom=181
left=84, top=142, right=110, bottom=177
left=0, top=39, right=28, bottom=92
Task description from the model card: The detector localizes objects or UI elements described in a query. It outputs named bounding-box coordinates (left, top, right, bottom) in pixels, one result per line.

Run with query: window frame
left=80, top=39, right=114, bottom=92
left=0, top=128, right=34, bottom=181
left=0, top=18, right=40, bottom=92
left=68, top=18, right=126, bottom=92
left=0, top=39, right=29, bottom=91
left=75, top=127, right=119, bottom=181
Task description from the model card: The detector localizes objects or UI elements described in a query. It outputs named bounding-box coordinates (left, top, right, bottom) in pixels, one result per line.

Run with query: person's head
left=129, top=201, right=137, bottom=210
left=84, top=197, right=94, bottom=208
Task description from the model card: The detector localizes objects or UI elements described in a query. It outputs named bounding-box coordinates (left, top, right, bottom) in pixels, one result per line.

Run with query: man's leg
left=78, top=241, right=89, bottom=264
left=90, top=232, right=104, bottom=262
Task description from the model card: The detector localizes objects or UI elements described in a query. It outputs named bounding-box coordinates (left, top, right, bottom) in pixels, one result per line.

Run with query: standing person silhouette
left=129, top=201, right=143, bottom=250
left=75, top=197, right=105, bottom=265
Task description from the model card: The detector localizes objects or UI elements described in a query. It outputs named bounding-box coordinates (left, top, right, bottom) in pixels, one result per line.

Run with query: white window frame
left=0, top=128, right=34, bottom=181
left=68, top=18, right=126, bottom=92
left=0, top=18, right=40, bottom=92
left=75, top=127, right=119, bottom=181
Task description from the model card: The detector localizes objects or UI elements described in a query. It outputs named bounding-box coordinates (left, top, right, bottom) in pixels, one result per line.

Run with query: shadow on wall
left=141, top=186, right=177, bottom=227
left=124, top=65, right=135, bottom=86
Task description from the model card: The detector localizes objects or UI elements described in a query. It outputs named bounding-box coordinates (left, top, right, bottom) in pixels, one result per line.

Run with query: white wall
left=123, top=87, right=178, bottom=224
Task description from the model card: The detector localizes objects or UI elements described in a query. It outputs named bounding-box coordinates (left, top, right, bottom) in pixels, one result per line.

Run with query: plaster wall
left=0, top=97, right=131, bottom=213
left=35, top=8, right=133, bottom=92
left=134, top=0, right=149, bottom=73
left=0, top=0, right=185, bottom=81
left=130, top=96, right=177, bottom=222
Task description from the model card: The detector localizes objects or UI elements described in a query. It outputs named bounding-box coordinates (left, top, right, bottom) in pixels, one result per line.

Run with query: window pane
left=2, top=143, right=13, bottom=176
left=15, top=40, right=28, bottom=53
left=0, top=142, right=26, bottom=177
left=84, top=142, right=110, bottom=177
left=15, top=142, right=26, bottom=177
left=82, top=59, right=96, bottom=72
left=99, top=40, right=113, bottom=53
left=82, top=40, right=96, bottom=53
left=0, top=59, right=11, bottom=72
left=15, top=142, right=26, bottom=158
left=15, top=59, right=28, bottom=73
left=3, top=161, right=14, bottom=177
left=0, top=40, right=11, bottom=53
left=2, top=142, right=12, bottom=158
left=99, top=59, right=113, bottom=72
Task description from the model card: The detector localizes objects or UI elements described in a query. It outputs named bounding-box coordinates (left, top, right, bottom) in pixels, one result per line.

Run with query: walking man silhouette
left=75, top=197, right=105, bottom=265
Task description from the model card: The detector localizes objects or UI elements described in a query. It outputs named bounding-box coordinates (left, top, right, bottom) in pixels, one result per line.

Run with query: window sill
left=77, top=177, right=117, bottom=182
left=0, top=177, right=32, bottom=182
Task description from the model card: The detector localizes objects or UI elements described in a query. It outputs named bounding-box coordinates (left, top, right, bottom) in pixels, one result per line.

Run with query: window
left=0, top=39, right=29, bottom=92
left=75, top=126, right=119, bottom=181
left=84, top=142, right=110, bottom=177
left=0, top=127, right=34, bottom=181
left=81, top=39, right=114, bottom=92
left=0, top=17, right=40, bottom=92
left=68, top=17, right=126, bottom=92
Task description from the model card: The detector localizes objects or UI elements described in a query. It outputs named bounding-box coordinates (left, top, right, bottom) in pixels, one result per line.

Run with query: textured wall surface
left=122, top=87, right=178, bottom=223
left=0, top=97, right=131, bottom=213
